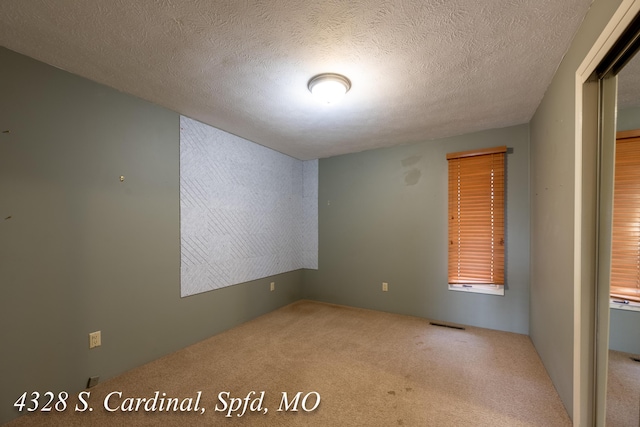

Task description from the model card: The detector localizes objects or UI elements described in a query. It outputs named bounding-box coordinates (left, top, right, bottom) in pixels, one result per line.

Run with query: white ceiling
left=0, top=0, right=596, bottom=160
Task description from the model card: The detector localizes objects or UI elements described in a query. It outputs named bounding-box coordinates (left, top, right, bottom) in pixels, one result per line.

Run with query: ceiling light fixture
left=308, top=73, right=351, bottom=105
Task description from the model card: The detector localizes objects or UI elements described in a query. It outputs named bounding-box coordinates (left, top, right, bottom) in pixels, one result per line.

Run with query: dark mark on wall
left=4, top=216, right=12, bottom=220
left=404, top=169, right=421, bottom=186
left=401, top=155, right=421, bottom=167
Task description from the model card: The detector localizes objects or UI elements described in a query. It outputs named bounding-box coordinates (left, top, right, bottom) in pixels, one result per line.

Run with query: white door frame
left=574, top=0, right=640, bottom=424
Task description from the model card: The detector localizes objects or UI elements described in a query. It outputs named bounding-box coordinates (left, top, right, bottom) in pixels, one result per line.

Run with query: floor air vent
left=430, top=322, right=465, bottom=330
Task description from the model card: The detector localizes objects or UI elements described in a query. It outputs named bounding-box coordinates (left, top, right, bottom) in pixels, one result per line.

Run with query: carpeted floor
left=6, top=301, right=572, bottom=426
left=607, top=349, right=640, bottom=427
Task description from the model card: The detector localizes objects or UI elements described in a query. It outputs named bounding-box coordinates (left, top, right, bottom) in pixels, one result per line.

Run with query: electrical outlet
left=382, top=282, right=388, bottom=292
left=270, top=282, right=275, bottom=291
left=89, top=331, right=101, bottom=349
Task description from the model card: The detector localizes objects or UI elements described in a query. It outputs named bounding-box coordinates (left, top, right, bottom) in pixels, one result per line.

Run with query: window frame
left=609, top=129, right=640, bottom=304
left=446, top=146, right=507, bottom=296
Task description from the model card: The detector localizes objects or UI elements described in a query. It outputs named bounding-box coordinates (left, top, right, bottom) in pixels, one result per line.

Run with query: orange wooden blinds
left=611, top=131, right=640, bottom=302
left=447, top=146, right=506, bottom=285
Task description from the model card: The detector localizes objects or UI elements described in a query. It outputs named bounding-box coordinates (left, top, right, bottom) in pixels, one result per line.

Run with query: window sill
left=448, top=284, right=504, bottom=296
left=610, top=299, right=640, bottom=312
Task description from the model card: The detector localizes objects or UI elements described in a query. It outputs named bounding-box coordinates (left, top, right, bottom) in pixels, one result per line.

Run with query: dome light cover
left=308, top=73, right=351, bottom=104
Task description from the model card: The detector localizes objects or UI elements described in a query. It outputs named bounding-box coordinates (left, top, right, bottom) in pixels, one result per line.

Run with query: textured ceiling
left=618, top=52, right=640, bottom=110
left=0, top=0, right=594, bottom=160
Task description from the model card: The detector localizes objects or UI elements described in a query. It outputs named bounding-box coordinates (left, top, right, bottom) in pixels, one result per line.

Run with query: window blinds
left=447, top=146, right=506, bottom=285
left=611, top=132, right=640, bottom=302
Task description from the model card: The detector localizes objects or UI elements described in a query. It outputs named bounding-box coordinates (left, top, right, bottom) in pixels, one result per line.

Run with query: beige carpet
left=607, top=349, right=640, bottom=427
left=6, top=301, right=571, bottom=426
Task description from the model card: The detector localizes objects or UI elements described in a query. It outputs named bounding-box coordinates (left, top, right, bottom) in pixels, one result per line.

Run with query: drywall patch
left=401, top=155, right=422, bottom=167
left=404, top=169, right=421, bottom=186
left=180, top=116, right=317, bottom=297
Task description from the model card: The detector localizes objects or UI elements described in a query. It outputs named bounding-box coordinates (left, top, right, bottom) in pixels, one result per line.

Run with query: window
left=610, top=130, right=640, bottom=306
left=447, top=146, right=506, bottom=295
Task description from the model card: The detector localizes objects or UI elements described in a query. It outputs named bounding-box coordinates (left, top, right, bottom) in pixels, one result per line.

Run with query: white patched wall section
left=180, top=116, right=318, bottom=297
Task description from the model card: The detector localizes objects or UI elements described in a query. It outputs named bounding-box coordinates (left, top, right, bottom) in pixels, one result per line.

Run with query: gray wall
left=609, top=105, right=640, bottom=354
left=304, top=124, right=530, bottom=335
left=529, top=0, right=623, bottom=419
left=617, top=105, right=640, bottom=131
left=0, top=47, right=302, bottom=425
left=610, top=309, right=640, bottom=354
